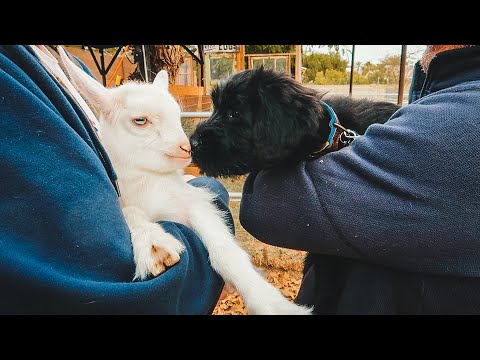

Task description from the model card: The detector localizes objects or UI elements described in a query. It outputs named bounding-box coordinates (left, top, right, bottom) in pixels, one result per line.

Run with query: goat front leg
left=123, top=206, right=185, bottom=280
left=188, top=194, right=312, bottom=315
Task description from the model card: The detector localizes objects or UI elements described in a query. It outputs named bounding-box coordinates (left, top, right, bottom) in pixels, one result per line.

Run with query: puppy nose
left=179, top=142, right=191, bottom=154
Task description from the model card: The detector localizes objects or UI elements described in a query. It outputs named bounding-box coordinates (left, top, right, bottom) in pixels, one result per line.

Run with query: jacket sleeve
left=0, top=45, right=223, bottom=314
left=240, top=89, right=480, bottom=277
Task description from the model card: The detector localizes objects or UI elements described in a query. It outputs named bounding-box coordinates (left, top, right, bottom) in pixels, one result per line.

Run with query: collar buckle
left=339, top=128, right=359, bottom=147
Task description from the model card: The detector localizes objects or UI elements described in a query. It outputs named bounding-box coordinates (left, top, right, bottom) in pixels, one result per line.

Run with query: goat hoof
left=133, top=230, right=185, bottom=280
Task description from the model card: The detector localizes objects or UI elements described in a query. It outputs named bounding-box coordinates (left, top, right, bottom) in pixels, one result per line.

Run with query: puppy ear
left=252, top=70, right=318, bottom=151
left=153, top=70, right=169, bottom=90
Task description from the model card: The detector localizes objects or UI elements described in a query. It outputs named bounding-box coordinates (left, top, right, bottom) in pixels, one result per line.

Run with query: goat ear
left=153, top=70, right=169, bottom=90
left=57, top=46, right=115, bottom=115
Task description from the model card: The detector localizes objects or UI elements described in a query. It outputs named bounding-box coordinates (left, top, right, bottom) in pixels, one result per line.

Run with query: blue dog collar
left=322, top=101, right=340, bottom=149
left=308, top=101, right=359, bottom=159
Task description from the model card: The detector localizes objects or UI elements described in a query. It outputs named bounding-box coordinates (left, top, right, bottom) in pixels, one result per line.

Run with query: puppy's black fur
left=190, top=67, right=400, bottom=177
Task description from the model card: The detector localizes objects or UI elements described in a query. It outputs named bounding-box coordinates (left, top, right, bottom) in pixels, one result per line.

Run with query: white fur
left=58, top=46, right=312, bottom=315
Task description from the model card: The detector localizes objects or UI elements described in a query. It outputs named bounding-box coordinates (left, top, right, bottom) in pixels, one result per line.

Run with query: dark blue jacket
left=0, top=45, right=224, bottom=314
left=240, top=46, right=480, bottom=314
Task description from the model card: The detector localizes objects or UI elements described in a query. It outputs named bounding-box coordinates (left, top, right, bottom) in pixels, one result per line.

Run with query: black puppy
left=190, top=67, right=400, bottom=177
left=190, top=67, right=401, bottom=300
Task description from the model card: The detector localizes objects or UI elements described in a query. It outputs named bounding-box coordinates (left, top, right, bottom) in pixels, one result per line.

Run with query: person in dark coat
left=240, top=45, right=480, bottom=314
left=0, top=45, right=228, bottom=314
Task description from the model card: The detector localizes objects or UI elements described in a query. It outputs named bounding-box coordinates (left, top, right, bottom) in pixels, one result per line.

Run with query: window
left=250, top=56, right=289, bottom=73
left=210, top=57, right=235, bottom=81
left=175, top=57, right=193, bottom=85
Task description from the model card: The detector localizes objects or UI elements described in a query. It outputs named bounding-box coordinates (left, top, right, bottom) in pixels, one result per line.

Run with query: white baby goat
left=58, top=47, right=312, bottom=315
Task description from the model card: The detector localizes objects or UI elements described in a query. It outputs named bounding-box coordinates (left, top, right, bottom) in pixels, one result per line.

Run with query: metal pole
left=349, top=45, right=355, bottom=97
left=142, top=45, right=150, bottom=82
left=105, top=46, right=124, bottom=74
left=87, top=46, right=103, bottom=83
left=398, top=45, right=408, bottom=106
left=181, top=45, right=202, bottom=64
left=181, top=111, right=212, bottom=118
left=99, top=48, right=106, bottom=86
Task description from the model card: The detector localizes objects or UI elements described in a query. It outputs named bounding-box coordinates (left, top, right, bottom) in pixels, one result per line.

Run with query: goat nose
left=179, top=143, right=191, bottom=154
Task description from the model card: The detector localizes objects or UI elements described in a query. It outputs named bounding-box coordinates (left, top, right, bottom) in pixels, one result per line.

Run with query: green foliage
left=303, top=45, right=352, bottom=57
left=314, top=71, right=326, bottom=85
left=245, top=46, right=405, bottom=86
left=303, top=50, right=403, bottom=85
left=245, top=45, right=295, bottom=54
left=302, top=51, right=348, bottom=83
left=353, top=71, right=369, bottom=85
left=361, top=55, right=401, bottom=84
left=324, top=69, right=348, bottom=85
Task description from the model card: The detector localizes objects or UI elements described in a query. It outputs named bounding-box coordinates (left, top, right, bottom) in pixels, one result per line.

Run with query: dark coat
left=240, top=46, right=480, bottom=314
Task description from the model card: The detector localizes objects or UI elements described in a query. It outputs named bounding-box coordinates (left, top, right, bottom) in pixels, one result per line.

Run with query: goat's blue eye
left=133, top=118, right=148, bottom=125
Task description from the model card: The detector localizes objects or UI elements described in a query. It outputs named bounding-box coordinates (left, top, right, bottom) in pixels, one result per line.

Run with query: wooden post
left=236, top=45, right=245, bottom=71
left=199, top=45, right=204, bottom=87
left=295, top=45, right=302, bottom=82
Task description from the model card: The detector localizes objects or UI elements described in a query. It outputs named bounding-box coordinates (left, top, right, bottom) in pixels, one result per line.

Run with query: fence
left=305, top=84, right=411, bottom=105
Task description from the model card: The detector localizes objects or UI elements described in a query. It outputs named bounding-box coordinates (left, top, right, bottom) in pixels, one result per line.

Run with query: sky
left=355, top=45, right=426, bottom=63
left=312, top=45, right=427, bottom=64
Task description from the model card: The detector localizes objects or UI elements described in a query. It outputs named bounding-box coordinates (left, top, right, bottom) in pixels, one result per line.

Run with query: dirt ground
left=212, top=178, right=307, bottom=315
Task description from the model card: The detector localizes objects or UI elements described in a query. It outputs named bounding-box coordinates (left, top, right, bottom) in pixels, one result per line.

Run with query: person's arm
left=0, top=45, right=223, bottom=314
left=69, top=53, right=96, bottom=79
left=240, top=89, right=480, bottom=277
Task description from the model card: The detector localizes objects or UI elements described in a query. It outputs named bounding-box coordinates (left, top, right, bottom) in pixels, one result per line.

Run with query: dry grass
left=212, top=199, right=307, bottom=315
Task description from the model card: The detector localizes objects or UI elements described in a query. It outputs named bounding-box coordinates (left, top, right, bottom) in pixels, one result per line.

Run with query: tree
left=303, top=45, right=352, bottom=57
left=355, top=61, right=362, bottom=73
left=324, top=69, right=348, bottom=84
left=302, top=50, right=349, bottom=83
left=368, top=54, right=401, bottom=84
left=129, top=45, right=185, bottom=84
left=246, top=45, right=295, bottom=54
left=314, top=71, right=327, bottom=85
left=353, top=71, right=369, bottom=85
left=302, top=47, right=417, bottom=86
left=361, top=61, right=375, bottom=76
